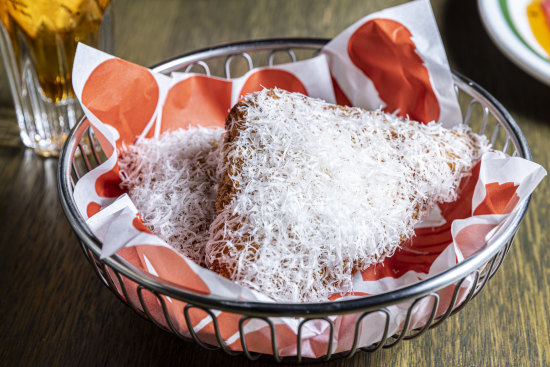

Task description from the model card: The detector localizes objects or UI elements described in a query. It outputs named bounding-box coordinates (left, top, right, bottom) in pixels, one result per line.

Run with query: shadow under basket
left=57, top=38, right=532, bottom=363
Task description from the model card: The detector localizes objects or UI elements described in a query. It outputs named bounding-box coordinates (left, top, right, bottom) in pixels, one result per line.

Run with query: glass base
left=16, top=96, right=82, bottom=157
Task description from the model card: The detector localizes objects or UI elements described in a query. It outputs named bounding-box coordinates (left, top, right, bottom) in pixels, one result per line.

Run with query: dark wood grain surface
left=1, top=0, right=548, bottom=366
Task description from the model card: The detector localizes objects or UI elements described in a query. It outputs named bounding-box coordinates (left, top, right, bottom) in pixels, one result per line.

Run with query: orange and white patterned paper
left=70, top=0, right=546, bottom=358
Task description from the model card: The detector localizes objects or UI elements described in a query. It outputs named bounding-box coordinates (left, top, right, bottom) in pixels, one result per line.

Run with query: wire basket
left=57, top=38, right=532, bottom=363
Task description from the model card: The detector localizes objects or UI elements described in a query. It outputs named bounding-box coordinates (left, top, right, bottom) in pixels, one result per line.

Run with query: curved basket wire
left=57, top=38, right=531, bottom=362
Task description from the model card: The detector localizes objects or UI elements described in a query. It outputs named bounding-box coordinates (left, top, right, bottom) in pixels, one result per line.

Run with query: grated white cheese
left=206, top=88, right=489, bottom=303
left=118, top=127, right=224, bottom=265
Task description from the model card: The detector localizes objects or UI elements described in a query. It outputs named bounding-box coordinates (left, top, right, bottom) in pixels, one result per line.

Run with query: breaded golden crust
left=208, top=100, right=250, bottom=279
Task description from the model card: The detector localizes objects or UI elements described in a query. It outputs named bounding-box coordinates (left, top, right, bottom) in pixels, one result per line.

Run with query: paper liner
left=70, top=0, right=546, bottom=358
left=322, top=0, right=462, bottom=127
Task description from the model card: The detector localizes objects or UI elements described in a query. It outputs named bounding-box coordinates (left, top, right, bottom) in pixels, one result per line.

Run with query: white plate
left=478, top=0, right=550, bottom=85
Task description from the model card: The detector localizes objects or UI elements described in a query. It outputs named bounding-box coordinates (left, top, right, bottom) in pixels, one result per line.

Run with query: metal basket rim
left=57, top=38, right=532, bottom=318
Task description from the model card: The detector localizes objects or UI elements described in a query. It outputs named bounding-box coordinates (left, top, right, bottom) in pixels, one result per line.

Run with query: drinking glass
left=0, top=0, right=114, bottom=157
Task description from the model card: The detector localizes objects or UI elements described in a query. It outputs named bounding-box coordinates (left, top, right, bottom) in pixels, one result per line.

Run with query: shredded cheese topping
left=118, top=127, right=224, bottom=265
left=206, top=88, right=488, bottom=303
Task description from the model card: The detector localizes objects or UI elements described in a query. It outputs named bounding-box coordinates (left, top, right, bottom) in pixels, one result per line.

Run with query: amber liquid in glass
left=0, top=0, right=112, bottom=155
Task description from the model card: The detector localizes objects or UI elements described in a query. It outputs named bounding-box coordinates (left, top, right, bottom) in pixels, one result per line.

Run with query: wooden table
left=1, top=1, right=548, bottom=366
